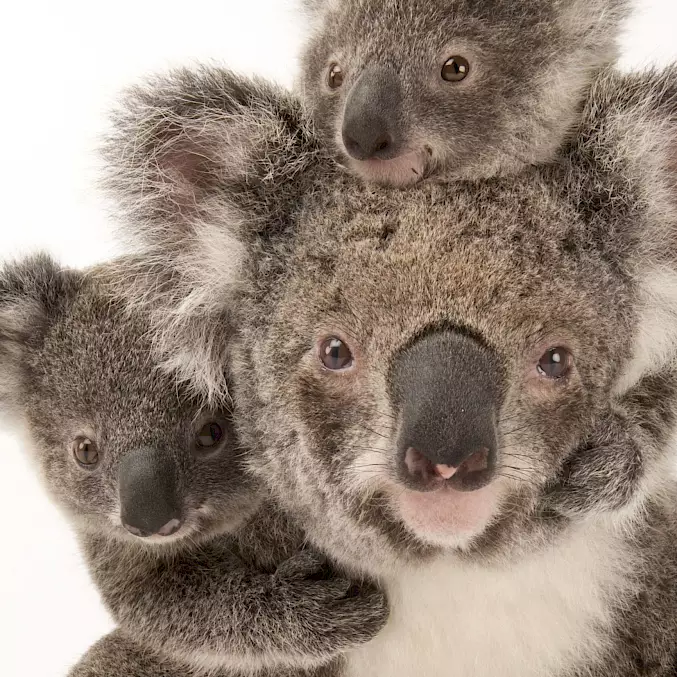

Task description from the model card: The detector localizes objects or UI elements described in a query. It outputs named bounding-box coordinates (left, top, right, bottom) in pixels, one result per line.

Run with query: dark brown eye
left=196, top=421, right=226, bottom=450
left=328, top=63, right=344, bottom=89
left=72, top=437, right=99, bottom=468
left=442, top=56, right=470, bottom=82
left=537, top=348, right=572, bottom=380
left=319, top=337, right=354, bottom=371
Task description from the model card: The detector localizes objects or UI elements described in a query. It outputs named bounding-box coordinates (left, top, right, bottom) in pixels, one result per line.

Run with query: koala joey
left=103, top=63, right=677, bottom=676
left=298, top=0, right=632, bottom=185
left=0, top=254, right=387, bottom=676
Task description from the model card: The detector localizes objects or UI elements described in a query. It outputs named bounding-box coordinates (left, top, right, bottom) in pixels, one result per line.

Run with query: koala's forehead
left=320, top=0, right=558, bottom=62
left=27, top=287, right=190, bottom=427
left=285, top=175, right=634, bottom=355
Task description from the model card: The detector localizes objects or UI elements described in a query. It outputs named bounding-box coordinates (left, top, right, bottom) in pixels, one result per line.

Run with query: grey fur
left=102, top=63, right=677, bottom=675
left=0, top=255, right=387, bottom=676
left=69, top=630, right=344, bottom=677
left=298, top=0, right=632, bottom=185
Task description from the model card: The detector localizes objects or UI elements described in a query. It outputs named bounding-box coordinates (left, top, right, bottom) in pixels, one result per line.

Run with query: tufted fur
left=298, top=0, right=633, bottom=185
left=0, top=255, right=387, bottom=677
left=102, top=63, right=677, bottom=675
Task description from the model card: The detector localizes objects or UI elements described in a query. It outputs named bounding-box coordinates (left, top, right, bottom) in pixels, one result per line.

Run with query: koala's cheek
left=393, top=481, right=502, bottom=547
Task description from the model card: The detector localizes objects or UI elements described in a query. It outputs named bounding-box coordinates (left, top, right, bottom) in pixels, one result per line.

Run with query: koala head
left=0, top=254, right=257, bottom=546
left=298, top=0, right=631, bottom=186
left=103, top=66, right=677, bottom=573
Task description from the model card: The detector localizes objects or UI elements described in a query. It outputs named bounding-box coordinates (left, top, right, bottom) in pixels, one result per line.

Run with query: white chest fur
left=346, top=522, right=630, bottom=677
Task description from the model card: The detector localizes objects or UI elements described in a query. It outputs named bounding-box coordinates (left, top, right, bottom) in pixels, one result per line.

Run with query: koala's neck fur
left=348, top=519, right=633, bottom=677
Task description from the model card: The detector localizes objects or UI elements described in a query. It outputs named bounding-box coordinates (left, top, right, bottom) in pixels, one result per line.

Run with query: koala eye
left=536, top=348, right=572, bottom=380
left=319, top=337, right=354, bottom=371
left=72, top=437, right=100, bottom=469
left=327, top=63, right=344, bottom=89
left=195, top=420, right=227, bottom=451
left=441, top=56, right=470, bottom=82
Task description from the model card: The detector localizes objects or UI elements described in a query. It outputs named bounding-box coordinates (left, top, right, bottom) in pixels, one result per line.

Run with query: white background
left=0, top=1, right=676, bottom=675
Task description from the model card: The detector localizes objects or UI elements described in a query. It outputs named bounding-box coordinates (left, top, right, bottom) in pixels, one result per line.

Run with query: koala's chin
left=391, top=481, right=503, bottom=549
left=342, top=150, right=428, bottom=187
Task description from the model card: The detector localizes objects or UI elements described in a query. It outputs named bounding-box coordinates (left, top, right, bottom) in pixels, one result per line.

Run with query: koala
left=297, top=0, right=632, bottom=186
left=102, top=62, right=677, bottom=676
left=0, top=254, right=388, bottom=676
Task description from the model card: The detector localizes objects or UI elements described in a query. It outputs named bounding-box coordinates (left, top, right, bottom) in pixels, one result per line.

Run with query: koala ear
left=300, top=0, right=338, bottom=17
left=570, top=66, right=677, bottom=394
left=103, top=66, right=318, bottom=263
left=0, top=253, right=81, bottom=411
left=558, top=0, right=632, bottom=45
left=102, top=67, right=319, bottom=402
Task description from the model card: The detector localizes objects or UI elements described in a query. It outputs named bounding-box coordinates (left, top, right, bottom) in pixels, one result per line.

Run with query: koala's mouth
left=394, top=479, right=502, bottom=548
left=347, top=150, right=428, bottom=187
left=388, top=447, right=502, bottom=547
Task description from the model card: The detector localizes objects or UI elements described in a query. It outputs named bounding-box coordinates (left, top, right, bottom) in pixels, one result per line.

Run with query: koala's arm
left=68, top=630, right=187, bottom=677
left=68, top=629, right=344, bottom=677
left=82, top=537, right=388, bottom=671
left=547, top=370, right=677, bottom=519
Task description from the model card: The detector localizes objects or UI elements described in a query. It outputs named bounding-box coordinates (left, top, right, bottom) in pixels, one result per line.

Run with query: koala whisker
left=350, top=463, right=391, bottom=472
left=352, top=422, right=395, bottom=441
left=495, top=472, right=543, bottom=490
left=501, top=465, right=536, bottom=475
left=500, top=452, right=540, bottom=464
left=344, top=446, right=390, bottom=455
left=500, top=423, right=544, bottom=438
left=364, top=407, right=399, bottom=422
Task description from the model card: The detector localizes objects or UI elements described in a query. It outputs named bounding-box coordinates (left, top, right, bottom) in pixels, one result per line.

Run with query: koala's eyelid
left=71, top=425, right=98, bottom=444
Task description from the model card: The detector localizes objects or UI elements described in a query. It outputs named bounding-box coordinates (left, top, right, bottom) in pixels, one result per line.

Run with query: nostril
left=373, top=134, right=391, bottom=155
left=122, top=518, right=182, bottom=538
left=342, top=132, right=364, bottom=159
left=404, top=447, right=457, bottom=486
left=157, top=518, right=182, bottom=537
left=449, top=447, right=493, bottom=492
left=341, top=126, right=395, bottom=161
left=403, top=446, right=493, bottom=491
left=123, top=523, right=152, bottom=538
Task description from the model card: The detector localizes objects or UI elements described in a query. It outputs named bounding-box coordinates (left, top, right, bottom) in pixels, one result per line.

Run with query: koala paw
left=546, top=407, right=643, bottom=517
left=274, top=548, right=330, bottom=582
left=273, top=550, right=390, bottom=655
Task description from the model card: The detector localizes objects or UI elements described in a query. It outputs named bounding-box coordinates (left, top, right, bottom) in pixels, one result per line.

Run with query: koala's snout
left=341, top=65, right=403, bottom=161
left=118, top=448, right=183, bottom=538
left=392, top=331, right=501, bottom=492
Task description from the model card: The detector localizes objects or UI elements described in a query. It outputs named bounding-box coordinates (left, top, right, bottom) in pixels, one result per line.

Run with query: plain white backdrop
left=0, top=1, right=676, bottom=675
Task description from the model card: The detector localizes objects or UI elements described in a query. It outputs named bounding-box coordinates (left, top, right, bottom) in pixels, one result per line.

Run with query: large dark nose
left=391, top=331, right=502, bottom=492
left=118, top=448, right=183, bottom=538
left=341, top=65, right=403, bottom=161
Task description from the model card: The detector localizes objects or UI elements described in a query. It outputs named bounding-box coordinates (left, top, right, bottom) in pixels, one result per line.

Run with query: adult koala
left=104, top=65, right=677, bottom=676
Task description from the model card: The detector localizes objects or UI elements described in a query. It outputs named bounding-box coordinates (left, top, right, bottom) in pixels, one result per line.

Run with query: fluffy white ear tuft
left=0, top=254, right=79, bottom=414
left=102, top=66, right=319, bottom=402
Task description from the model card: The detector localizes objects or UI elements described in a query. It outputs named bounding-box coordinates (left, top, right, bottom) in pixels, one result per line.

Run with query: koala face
left=0, top=256, right=257, bottom=546
left=299, top=0, right=629, bottom=185
left=236, top=173, right=637, bottom=569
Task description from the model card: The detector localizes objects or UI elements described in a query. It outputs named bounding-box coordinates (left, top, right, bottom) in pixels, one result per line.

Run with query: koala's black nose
left=341, top=65, right=403, bottom=161
left=118, top=448, right=183, bottom=538
left=391, top=331, right=502, bottom=492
